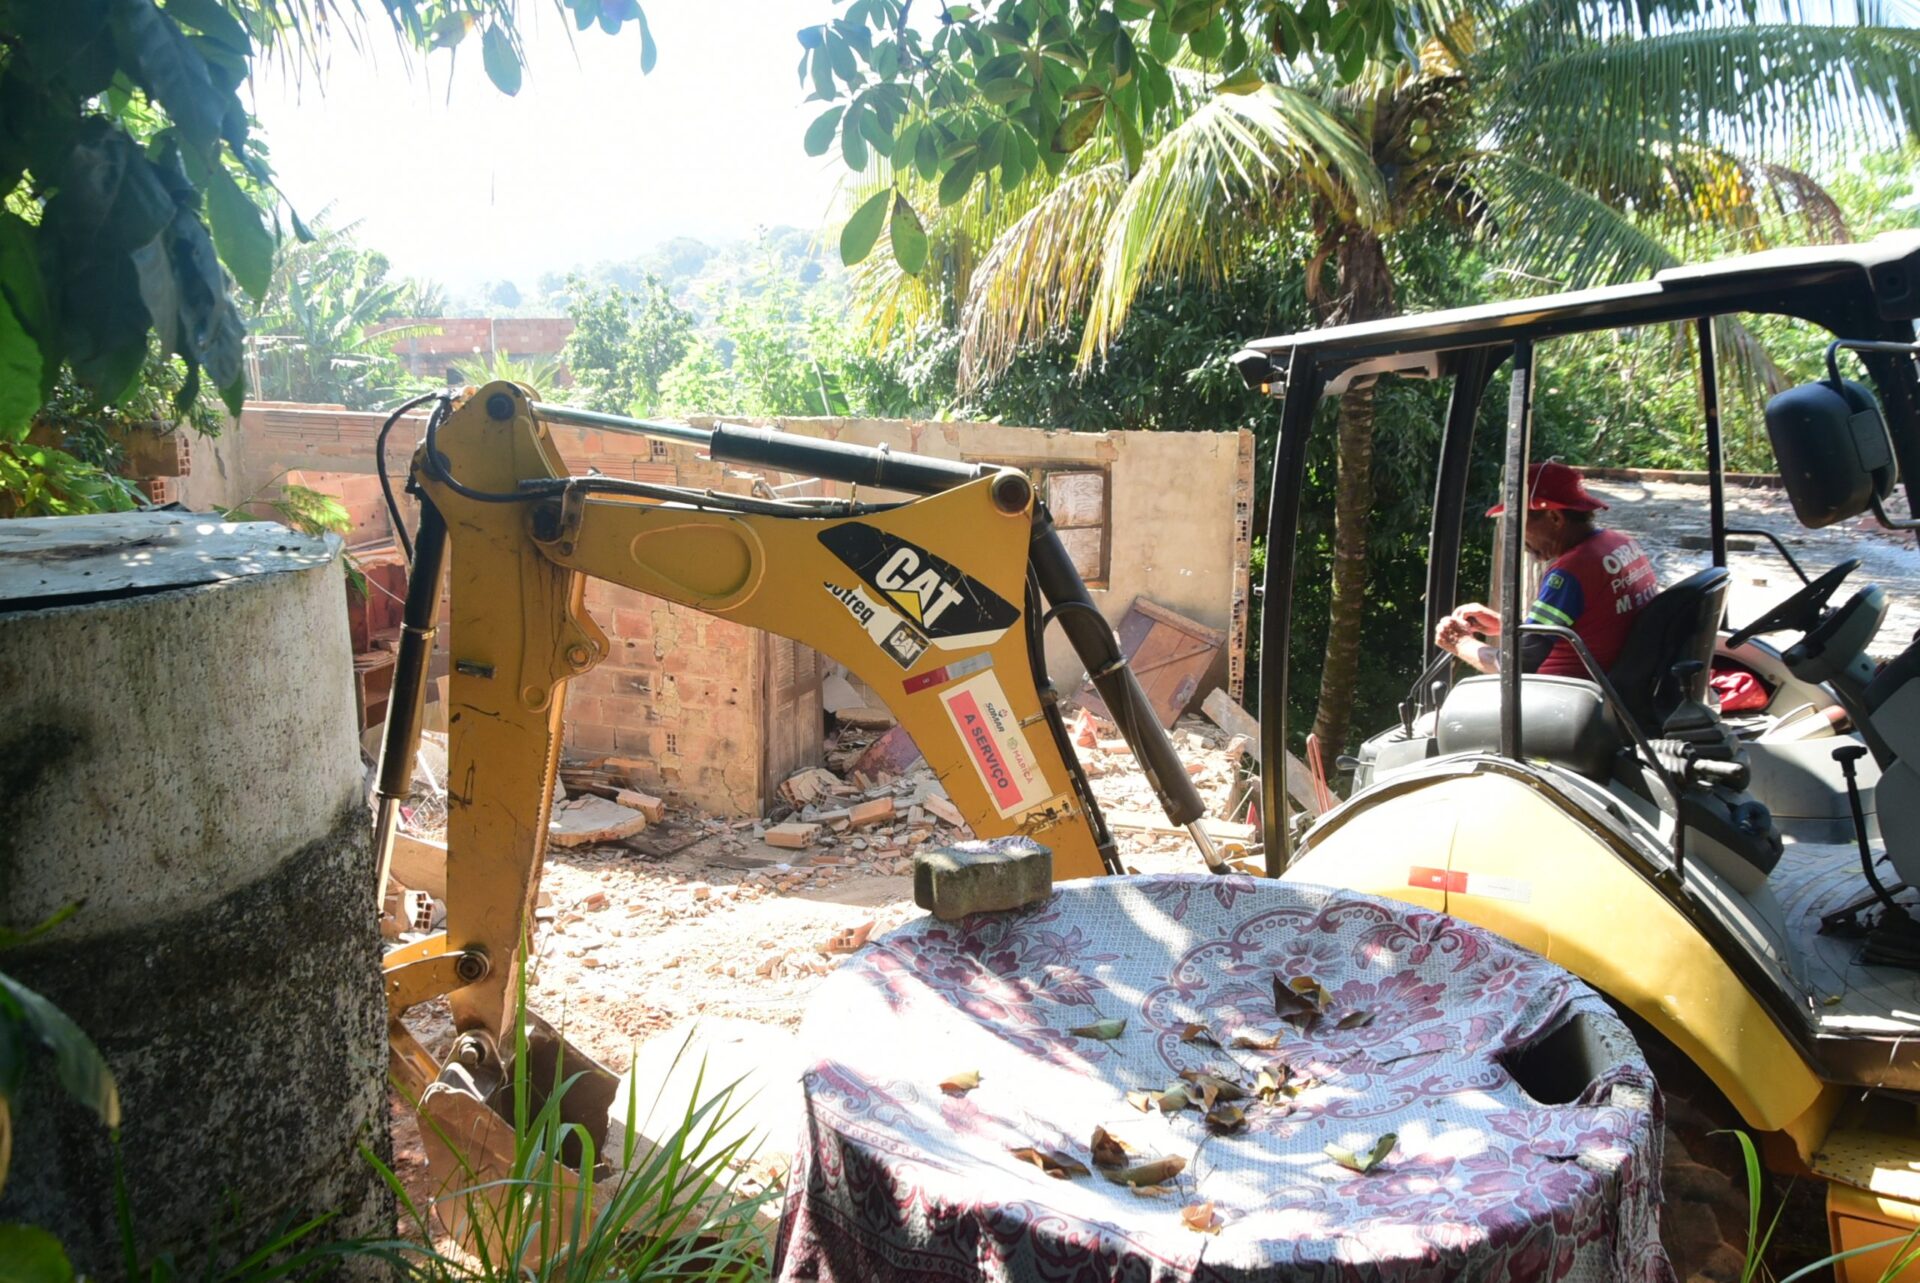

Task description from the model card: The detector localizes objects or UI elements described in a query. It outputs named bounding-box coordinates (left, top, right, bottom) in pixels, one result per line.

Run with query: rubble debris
left=922, top=795, right=966, bottom=828
left=615, top=789, right=666, bottom=823
left=1200, top=689, right=1323, bottom=818
left=1105, top=811, right=1254, bottom=843
left=388, top=832, right=447, bottom=898
left=851, top=725, right=924, bottom=778
left=765, top=822, right=822, bottom=850
left=778, top=768, right=844, bottom=809
left=548, top=796, right=651, bottom=848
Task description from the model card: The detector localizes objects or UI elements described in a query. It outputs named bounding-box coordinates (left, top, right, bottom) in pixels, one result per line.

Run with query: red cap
left=1486, top=461, right=1608, bottom=516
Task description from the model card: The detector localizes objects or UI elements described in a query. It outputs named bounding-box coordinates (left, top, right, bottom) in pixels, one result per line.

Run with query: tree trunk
left=1309, top=229, right=1394, bottom=759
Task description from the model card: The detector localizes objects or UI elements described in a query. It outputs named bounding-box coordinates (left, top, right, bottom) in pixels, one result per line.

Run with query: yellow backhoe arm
left=375, top=383, right=1215, bottom=1099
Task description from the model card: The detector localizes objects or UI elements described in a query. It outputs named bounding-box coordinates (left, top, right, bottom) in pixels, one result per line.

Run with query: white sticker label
left=939, top=671, right=1046, bottom=818
left=1461, top=872, right=1532, bottom=903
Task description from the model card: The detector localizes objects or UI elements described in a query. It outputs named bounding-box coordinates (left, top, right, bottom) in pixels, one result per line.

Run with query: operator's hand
left=1434, top=617, right=1471, bottom=653
left=1452, top=602, right=1501, bottom=635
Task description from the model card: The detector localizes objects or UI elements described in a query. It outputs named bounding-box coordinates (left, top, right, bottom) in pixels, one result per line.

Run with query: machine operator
left=1435, top=461, right=1658, bottom=675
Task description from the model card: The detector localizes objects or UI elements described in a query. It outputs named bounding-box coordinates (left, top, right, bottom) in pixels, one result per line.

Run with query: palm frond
left=1490, top=0, right=1906, bottom=66
left=1075, top=87, right=1385, bottom=370
left=955, top=164, right=1128, bottom=390
left=1486, top=22, right=1920, bottom=190
left=1461, top=151, right=1786, bottom=392
left=1459, top=150, right=1686, bottom=287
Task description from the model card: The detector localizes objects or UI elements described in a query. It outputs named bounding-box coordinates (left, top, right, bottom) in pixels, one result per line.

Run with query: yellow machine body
left=382, top=387, right=1114, bottom=1094
left=1284, top=764, right=1920, bottom=1276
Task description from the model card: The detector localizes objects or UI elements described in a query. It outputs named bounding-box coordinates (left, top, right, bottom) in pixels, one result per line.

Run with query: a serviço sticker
left=939, top=670, right=1045, bottom=818
left=818, top=523, right=1018, bottom=651
left=823, top=580, right=929, bottom=670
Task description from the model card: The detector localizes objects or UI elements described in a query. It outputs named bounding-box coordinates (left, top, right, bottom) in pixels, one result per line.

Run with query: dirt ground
left=383, top=715, right=1249, bottom=1213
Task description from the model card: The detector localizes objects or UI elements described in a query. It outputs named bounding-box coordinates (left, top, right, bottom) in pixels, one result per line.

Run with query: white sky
left=248, top=3, right=850, bottom=292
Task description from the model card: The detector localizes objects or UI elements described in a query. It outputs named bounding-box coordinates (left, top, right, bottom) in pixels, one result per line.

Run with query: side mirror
left=1764, top=347, right=1899, bottom=529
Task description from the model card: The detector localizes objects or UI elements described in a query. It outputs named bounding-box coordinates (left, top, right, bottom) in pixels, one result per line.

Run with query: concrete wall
left=196, top=403, right=1252, bottom=814
left=689, top=416, right=1256, bottom=696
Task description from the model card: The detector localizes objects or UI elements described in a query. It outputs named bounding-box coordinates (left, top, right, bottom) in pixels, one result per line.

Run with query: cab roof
left=1233, top=232, right=1920, bottom=388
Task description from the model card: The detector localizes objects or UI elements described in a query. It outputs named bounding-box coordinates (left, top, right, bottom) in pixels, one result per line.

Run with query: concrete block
left=913, top=838, right=1053, bottom=921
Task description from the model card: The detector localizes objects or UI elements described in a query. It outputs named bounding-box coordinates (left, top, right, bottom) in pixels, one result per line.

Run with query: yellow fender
left=1283, top=765, right=1838, bottom=1160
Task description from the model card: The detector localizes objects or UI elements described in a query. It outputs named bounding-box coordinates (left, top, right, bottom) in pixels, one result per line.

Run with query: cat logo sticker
left=824, top=581, right=929, bottom=670
left=818, top=524, right=1018, bottom=651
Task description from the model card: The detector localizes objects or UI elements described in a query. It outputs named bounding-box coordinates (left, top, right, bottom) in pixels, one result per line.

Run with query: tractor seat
left=1607, top=567, right=1732, bottom=735
left=1432, top=569, right=1731, bottom=782
left=1436, top=674, right=1627, bottom=780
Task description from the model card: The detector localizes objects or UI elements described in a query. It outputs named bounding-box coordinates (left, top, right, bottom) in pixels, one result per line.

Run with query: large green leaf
left=939, top=153, right=979, bottom=205
left=0, top=296, right=37, bottom=442
left=0, top=972, right=119, bottom=1129
left=1052, top=99, right=1106, bottom=153
left=204, top=165, right=273, bottom=301
left=804, top=106, right=845, bottom=157
left=0, top=215, right=49, bottom=430
left=481, top=24, right=522, bottom=95
left=110, top=0, right=229, bottom=151
left=840, top=188, right=892, bottom=265
left=161, top=0, right=250, bottom=55
left=0, top=1224, right=73, bottom=1283
left=57, top=254, right=151, bottom=404
left=888, top=193, right=928, bottom=275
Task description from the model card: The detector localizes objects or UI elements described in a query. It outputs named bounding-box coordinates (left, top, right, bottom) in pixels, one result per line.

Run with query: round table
left=775, top=874, right=1672, bottom=1283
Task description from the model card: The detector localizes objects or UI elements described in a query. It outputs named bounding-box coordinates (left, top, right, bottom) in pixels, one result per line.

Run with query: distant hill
left=448, top=226, right=844, bottom=323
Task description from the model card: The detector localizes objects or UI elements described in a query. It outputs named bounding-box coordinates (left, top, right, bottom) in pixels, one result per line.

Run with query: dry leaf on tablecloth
left=1125, top=1090, right=1155, bottom=1112
left=1230, top=1027, right=1281, bottom=1050
left=939, top=1069, right=981, bottom=1095
left=1129, top=1184, right=1172, bottom=1197
left=1204, top=1103, right=1246, bottom=1134
left=1106, top=1156, right=1187, bottom=1187
left=1009, top=1147, right=1090, bottom=1179
left=1181, top=1202, right=1220, bottom=1233
left=1179, top=1022, right=1220, bottom=1047
left=1178, top=1070, right=1246, bottom=1102
left=1156, top=1084, right=1192, bottom=1114
left=1336, top=1009, right=1374, bottom=1029
left=1326, top=1132, right=1398, bottom=1174
left=1069, top=1017, right=1128, bottom=1041
left=1090, top=1126, right=1131, bottom=1169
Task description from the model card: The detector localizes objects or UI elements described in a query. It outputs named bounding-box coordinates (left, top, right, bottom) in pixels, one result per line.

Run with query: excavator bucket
left=411, top=1013, right=624, bottom=1255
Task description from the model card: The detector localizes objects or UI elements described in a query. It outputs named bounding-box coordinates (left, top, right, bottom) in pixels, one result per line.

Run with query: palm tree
left=854, top=0, right=1919, bottom=756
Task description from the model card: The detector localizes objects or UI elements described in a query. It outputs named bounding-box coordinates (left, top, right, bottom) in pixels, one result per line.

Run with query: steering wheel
left=1726, top=558, right=1860, bottom=649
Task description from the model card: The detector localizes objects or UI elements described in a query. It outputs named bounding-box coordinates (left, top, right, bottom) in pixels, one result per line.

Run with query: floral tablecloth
left=774, top=875, right=1673, bottom=1283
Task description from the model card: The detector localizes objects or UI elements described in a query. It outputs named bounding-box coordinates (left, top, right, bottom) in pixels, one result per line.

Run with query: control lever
left=1833, top=744, right=1920, bottom=969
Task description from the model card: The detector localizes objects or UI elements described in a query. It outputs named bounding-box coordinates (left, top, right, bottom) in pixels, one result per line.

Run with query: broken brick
left=849, top=797, right=895, bottom=829
left=923, top=795, right=966, bottom=828
left=765, top=822, right=821, bottom=850
left=614, top=788, right=666, bottom=823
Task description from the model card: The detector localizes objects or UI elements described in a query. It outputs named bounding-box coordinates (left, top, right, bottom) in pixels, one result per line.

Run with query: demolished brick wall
left=211, top=402, right=1249, bottom=819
